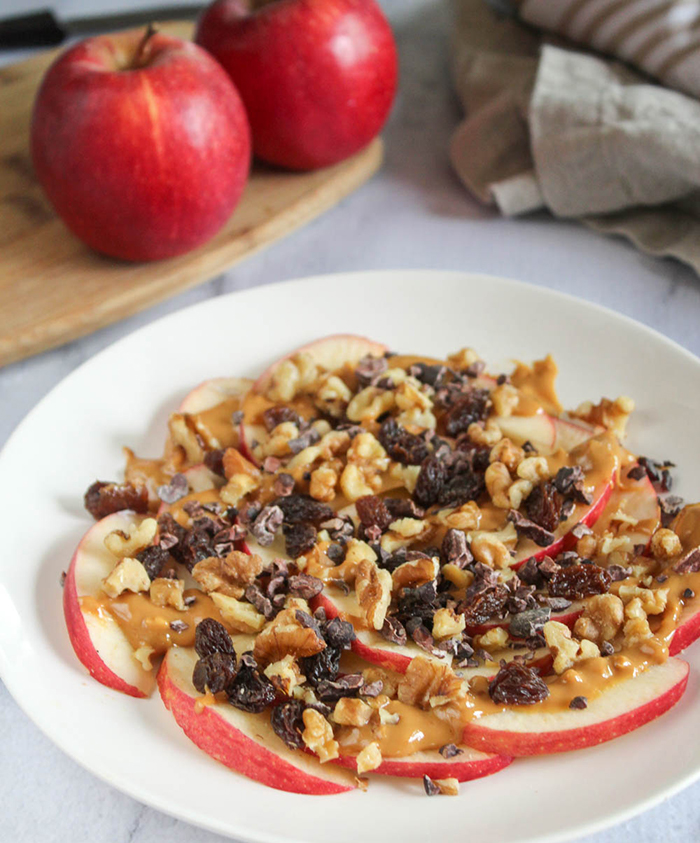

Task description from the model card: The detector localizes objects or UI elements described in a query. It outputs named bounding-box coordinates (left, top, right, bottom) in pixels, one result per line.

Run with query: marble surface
left=2, top=1, right=700, bottom=841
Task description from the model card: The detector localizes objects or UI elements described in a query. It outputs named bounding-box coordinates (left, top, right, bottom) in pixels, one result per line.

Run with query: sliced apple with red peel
left=495, top=414, right=603, bottom=455
left=158, top=646, right=356, bottom=794
left=179, top=376, right=253, bottom=414
left=63, top=511, right=155, bottom=698
left=589, top=468, right=660, bottom=554
left=254, top=334, right=387, bottom=395
left=334, top=746, right=512, bottom=781
left=461, top=658, right=689, bottom=757
left=670, top=596, right=700, bottom=656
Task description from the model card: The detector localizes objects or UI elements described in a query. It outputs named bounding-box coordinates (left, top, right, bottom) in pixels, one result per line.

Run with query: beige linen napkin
left=450, top=0, right=700, bottom=274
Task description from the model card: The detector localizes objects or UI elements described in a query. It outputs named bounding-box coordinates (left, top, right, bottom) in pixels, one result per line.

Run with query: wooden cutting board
left=0, top=22, right=383, bottom=369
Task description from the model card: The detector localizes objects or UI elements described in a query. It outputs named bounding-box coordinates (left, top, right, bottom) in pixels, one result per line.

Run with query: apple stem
left=133, top=23, right=158, bottom=69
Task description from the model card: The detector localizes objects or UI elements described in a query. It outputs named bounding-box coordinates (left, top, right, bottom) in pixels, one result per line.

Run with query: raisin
left=273, top=494, right=334, bottom=525
left=444, top=389, right=490, bottom=436
left=263, top=406, right=300, bottom=432
left=462, top=585, right=509, bottom=627
left=178, top=521, right=218, bottom=571
left=271, top=700, right=306, bottom=749
left=195, top=618, right=236, bottom=658
left=300, top=647, right=341, bottom=687
left=438, top=470, right=485, bottom=508
left=525, top=483, right=561, bottom=533
left=489, top=660, right=549, bottom=705
left=284, top=522, right=317, bottom=558
left=136, top=544, right=170, bottom=580
left=356, top=495, right=393, bottom=532
left=548, top=564, right=612, bottom=600
left=414, top=455, right=448, bottom=507
left=227, top=655, right=277, bottom=713
left=192, top=652, right=238, bottom=694
left=84, top=481, right=149, bottom=520
left=397, top=582, right=438, bottom=625
left=378, top=418, right=430, bottom=465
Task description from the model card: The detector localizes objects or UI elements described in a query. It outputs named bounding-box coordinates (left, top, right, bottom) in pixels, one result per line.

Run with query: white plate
left=1, top=270, right=700, bottom=843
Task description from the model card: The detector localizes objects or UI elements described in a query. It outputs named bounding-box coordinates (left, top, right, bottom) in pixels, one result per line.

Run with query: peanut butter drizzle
left=336, top=700, right=466, bottom=758
left=672, top=503, right=700, bottom=553
left=81, top=589, right=230, bottom=655
left=591, top=461, right=659, bottom=542
left=511, top=356, right=563, bottom=417
left=124, top=449, right=172, bottom=492
left=191, top=397, right=243, bottom=449
left=242, top=391, right=318, bottom=425
left=386, top=354, right=449, bottom=370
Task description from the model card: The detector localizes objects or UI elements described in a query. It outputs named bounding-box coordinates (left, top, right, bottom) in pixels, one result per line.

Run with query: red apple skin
left=195, top=0, right=398, bottom=170
left=63, top=521, right=147, bottom=698
left=31, top=30, right=251, bottom=261
left=334, top=748, right=512, bottom=781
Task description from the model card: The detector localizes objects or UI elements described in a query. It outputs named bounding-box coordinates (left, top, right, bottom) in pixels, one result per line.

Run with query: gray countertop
left=2, top=1, right=699, bottom=840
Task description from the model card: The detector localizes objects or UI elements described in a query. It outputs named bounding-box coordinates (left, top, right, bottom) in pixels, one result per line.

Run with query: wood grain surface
left=0, top=22, right=383, bottom=368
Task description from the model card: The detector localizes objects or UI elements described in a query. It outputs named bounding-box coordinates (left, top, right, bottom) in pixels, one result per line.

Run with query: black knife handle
left=0, top=9, right=67, bottom=49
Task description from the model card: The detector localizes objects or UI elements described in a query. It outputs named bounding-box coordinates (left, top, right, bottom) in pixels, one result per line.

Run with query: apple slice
left=63, top=511, right=155, bottom=697
left=495, top=414, right=603, bottom=455
left=670, top=594, right=700, bottom=656
left=588, top=468, right=660, bottom=554
left=179, top=376, right=254, bottom=414
left=461, top=658, right=689, bottom=757
left=254, top=334, right=387, bottom=395
left=334, top=746, right=511, bottom=781
left=158, top=646, right=356, bottom=794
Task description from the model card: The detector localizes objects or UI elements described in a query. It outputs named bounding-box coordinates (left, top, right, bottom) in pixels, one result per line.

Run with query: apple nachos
left=67, top=335, right=700, bottom=795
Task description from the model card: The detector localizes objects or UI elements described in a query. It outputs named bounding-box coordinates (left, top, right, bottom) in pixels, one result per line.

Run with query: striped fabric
left=509, top=0, right=700, bottom=98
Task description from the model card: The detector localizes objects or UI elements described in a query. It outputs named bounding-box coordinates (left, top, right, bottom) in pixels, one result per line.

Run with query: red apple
left=178, top=376, right=254, bottom=414
left=195, top=0, right=398, bottom=170
left=31, top=27, right=251, bottom=261
left=461, top=658, right=689, bottom=757
left=334, top=745, right=512, bottom=781
left=159, top=646, right=357, bottom=793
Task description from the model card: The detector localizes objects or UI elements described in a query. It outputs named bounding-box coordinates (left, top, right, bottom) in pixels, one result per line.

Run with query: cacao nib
left=156, top=473, right=188, bottom=504
left=320, top=515, right=355, bottom=544
left=273, top=472, right=295, bottom=497
left=397, top=582, right=438, bottom=625
left=227, top=653, right=276, bottom=713
left=683, top=588, right=695, bottom=599
left=405, top=617, right=438, bottom=654
left=284, top=522, right=317, bottom=558
left=195, top=618, right=236, bottom=658
left=658, top=495, right=684, bottom=527
left=414, top=454, right=448, bottom=507
left=525, top=483, right=561, bottom=533
left=361, top=680, right=384, bottom=697
left=271, top=699, right=306, bottom=749
left=552, top=465, right=592, bottom=504
left=675, top=548, right=700, bottom=574
left=378, top=418, right=430, bottom=465
left=548, top=564, right=612, bottom=599
left=439, top=743, right=464, bottom=759
left=508, top=607, right=551, bottom=639
left=193, top=651, right=237, bottom=694
left=507, top=509, right=555, bottom=547
left=356, top=495, right=393, bottom=533
left=627, top=465, right=646, bottom=481
left=571, top=522, right=593, bottom=539
left=441, top=528, right=473, bottom=568
left=84, top=480, right=149, bottom=520
left=489, top=660, right=549, bottom=705
left=316, top=674, right=364, bottom=702
left=245, top=584, right=275, bottom=619
left=288, top=573, right=324, bottom=600
left=274, top=494, right=334, bottom=525
left=569, top=695, right=588, bottom=710
left=444, top=389, right=490, bottom=436
left=380, top=616, right=408, bottom=646
left=384, top=498, right=425, bottom=520
left=606, top=564, right=633, bottom=582
left=423, top=775, right=441, bottom=796
left=518, top=557, right=543, bottom=587
left=251, top=504, right=284, bottom=547
left=538, top=556, right=561, bottom=579
left=409, top=363, right=449, bottom=388
left=263, top=406, right=300, bottom=432
left=288, top=427, right=321, bottom=455
left=356, top=354, right=389, bottom=385
left=326, top=543, right=346, bottom=563
left=170, top=620, right=188, bottom=633
left=600, top=641, right=615, bottom=656
left=637, top=456, right=675, bottom=492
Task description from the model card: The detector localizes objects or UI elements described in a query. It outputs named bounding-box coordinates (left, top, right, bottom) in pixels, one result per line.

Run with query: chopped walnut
left=441, top=564, right=474, bottom=590
left=391, top=556, right=439, bottom=591
left=490, top=438, right=524, bottom=474
left=485, top=461, right=512, bottom=509
left=650, top=528, right=682, bottom=561
left=255, top=422, right=300, bottom=459
left=468, top=419, right=503, bottom=447
left=309, top=464, right=339, bottom=502
left=436, top=501, right=480, bottom=532
left=220, top=473, right=260, bottom=506
left=447, top=348, right=481, bottom=370
left=397, top=656, right=464, bottom=709
left=266, top=353, right=319, bottom=403
left=168, top=413, right=205, bottom=464
left=543, top=620, right=600, bottom=674
left=192, top=551, right=263, bottom=597
left=355, top=558, right=392, bottom=630
left=263, top=655, right=305, bottom=695
left=508, top=479, right=534, bottom=510
left=388, top=463, right=421, bottom=494
left=335, top=539, right=377, bottom=580
left=576, top=533, right=598, bottom=559
left=491, top=383, right=519, bottom=418
left=617, top=584, right=669, bottom=615
left=363, top=667, right=398, bottom=699
left=102, top=557, right=150, bottom=598
left=149, top=577, right=185, bottom=611
left=302, top=708, right=339, bottom=763
left=133, top=645, right=156, bottom=671
left=516, top=456, right=550, bottom=483
left=104, top=518, right=157, bottom=558
left=314, top=373, right=352, bottom=418
left=476, top=626, right=509, bottom=652
left=356, top=742, right=383, bottom=774
left=572, top=396, right=634, bottom=438
left=431, top=607, right=467, bottom=641
left=253, top=607, right=326, bottom=665
left=211, top=592, right=266, bottom=633
left=435, top=778, right=460, bottom=796
left=470, top=529, right=514, bottom=569
left=347, top=387, right=395, bottom=424
left=333, top=697, right=373, bottom=727
left=340, top=432, right=390, bottom=501
left=389, top=518, right=428, bottom=539
left=622, top=597, right=654, bottom=647
left=573, top=594, right=624, bottom=645
left=395, top=379, right=433, bottom=412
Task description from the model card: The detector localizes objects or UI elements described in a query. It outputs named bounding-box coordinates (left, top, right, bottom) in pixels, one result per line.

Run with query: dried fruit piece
left=356, top=495, right=393, bottom=533
left=549, top=564, right=612, bottom=600
left=525, top=482, right=561, bottom=533
left=284, top=522, right=318, bottom=558
left=488, top=660, right=549, bottom=705
left=444, top=389, right=490, bottom=436
left=227, top=652, right=276, bottom=713
left=274, top=494, right=334, bottom=525
left=378, top=418, right=430, bottom=465
left=414, top=455, right=448, bottom=507
left=271, top=699, right=306, bottom=749
left=192, top=652, right=237, bottom=694
left=194, top=618, right=236, bottom=659
left=84, top=480, right=149, bottom=520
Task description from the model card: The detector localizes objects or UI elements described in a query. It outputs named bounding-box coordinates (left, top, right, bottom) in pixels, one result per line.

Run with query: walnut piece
left=622, top=597, right=654, bottom=647
left=263, top=655, right=305, bottom=695
left=168, top=413, right=205, bottom=464
left=485, top=461, right=512, bottom=509
left=650, top=528, right=682, bottom=561
left=253, top=607, right=326, bottom=665
left=397, top=656, right=464, bottom=710
left=104, top=518, right=157, bottom=558
left=149, top=577, right=185, bottom=611
left=468, top=419, right=502, bottom=447
left=211, top=592, right=266, bottom=633
left=355, top=558, right=392, bottom=630
left=431, top=607, right=466, bottom=641
left=302, top=708, right=339, bottom=763
left=102, top=557, right=150, bottom=598
left=333, top=697, right=373, bottom=727
left=573, top=594, right=624, bottom=645
left=192, top=551, right=263, bottom=597
left=356, top=742, right=383, bottom=774
left=435, top=778, right=460, bottom=796
left=543, top=620, right=600, bottom=674
left=490, top=438, right=524, bottom=474
left=391, top=556, right=439, bottom=591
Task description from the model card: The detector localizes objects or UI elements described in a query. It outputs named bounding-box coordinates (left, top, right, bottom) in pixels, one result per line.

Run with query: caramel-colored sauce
left=124, top=449, right=172, bottom=499
left=165, top=488, right=222, bottom=526
left=242, top=391, right=317, bottom=425
left=672, top=503, right=700, bottom=553
left=191, top=397, right=243, bottom=450
left=81, top=589, right=229, bottom=655
left=386, top=354, right=449, bottom=370
left=511, top=355, right=563, bottom=417
left=337, top=699, right=466, bottom=758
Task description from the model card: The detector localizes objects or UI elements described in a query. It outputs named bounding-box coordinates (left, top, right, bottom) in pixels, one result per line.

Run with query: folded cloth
left=450, top=0, right=700, bottom=275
